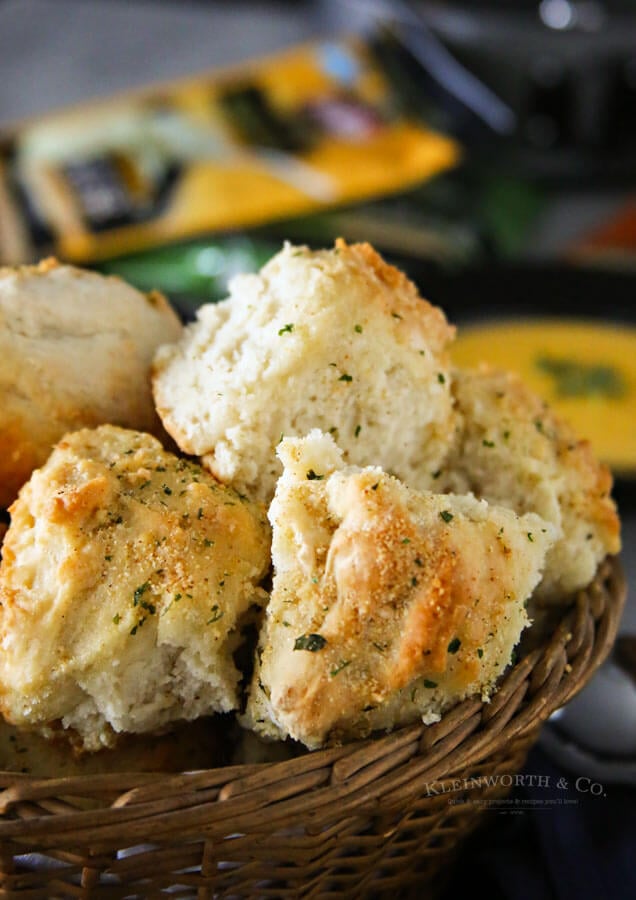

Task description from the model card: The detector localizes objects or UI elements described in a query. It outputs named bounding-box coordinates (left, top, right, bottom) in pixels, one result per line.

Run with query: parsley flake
left=130, top=616, right=146, bottom=636
left=133, top=582, right=150, bottom=606
left=447, top=637, right=461, bottom=654
left=207, top=605, right=224, bottom=624
left=294, top=633, right=327, bottom=652
left=330, top=659, right=351, bottom=677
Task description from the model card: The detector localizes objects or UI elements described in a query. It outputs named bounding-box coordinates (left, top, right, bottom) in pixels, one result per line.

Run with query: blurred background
left=1, top=1, right=635, bottom=898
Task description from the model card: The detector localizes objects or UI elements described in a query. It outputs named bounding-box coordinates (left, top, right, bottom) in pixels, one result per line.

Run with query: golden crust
left=441, top=365, right=621, bottom=599
left=0, top=425, right=271, bottom=751
left=0, top=256, right=60, bottom=278
left=244, top=431, right=555, bottom=749
left=334, top=238, right=455, bottom=353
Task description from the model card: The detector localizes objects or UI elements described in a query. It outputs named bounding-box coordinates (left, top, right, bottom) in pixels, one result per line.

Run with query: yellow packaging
left=0, top=37, right=459, bottom=264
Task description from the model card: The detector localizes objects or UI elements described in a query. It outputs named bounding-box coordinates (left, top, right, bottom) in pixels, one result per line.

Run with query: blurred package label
left=0, top=37, right=459, bottom=265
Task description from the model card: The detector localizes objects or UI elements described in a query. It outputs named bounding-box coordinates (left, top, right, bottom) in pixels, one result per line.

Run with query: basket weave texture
left=0, top=556, right=625, bottom=899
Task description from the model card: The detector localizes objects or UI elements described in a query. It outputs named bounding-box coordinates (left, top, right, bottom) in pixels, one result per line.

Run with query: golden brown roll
left=243, top=431, right=556, bottom=749
left=0, top=425, right=270, bottom=751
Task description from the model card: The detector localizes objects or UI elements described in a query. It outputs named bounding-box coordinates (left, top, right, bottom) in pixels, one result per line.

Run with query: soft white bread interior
left=153, top=239, right=456, bottom=503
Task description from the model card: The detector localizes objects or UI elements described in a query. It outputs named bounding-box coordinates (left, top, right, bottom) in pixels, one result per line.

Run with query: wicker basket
left=0, top=556, right=625, bottom=899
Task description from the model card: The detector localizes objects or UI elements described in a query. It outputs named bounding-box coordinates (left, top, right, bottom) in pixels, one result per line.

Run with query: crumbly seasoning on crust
left=0, top=426, right=270, bottom=752
left=243, top=431, right=556, bottom=750
left=0, top=258, right=182, bottom=507
left=152, top=239, right=456, bottom=504
left=439, top=365, right=621, bottom=601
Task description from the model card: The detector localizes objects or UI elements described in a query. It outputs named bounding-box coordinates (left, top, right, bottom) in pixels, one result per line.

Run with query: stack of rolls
left=0, top=240, right=620, bottom=762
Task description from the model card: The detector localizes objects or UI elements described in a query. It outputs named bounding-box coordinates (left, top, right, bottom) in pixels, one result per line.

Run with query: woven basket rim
left=0, top=554, right=626, bottom=854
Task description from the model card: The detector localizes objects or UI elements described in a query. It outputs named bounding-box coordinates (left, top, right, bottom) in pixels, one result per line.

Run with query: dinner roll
left=0, top=426, right=270, bottom=751
left=0, top=258, right=182, bottom=508
left=439, top=366, right=621, bottom=601
left=243, top=431, right=556, bottom=749
left=153, top=239, right=456, bottom=503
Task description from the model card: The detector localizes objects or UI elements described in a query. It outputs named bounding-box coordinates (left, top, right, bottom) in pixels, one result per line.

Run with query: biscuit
left=439, top=366, right=621, bottom=600
left=243, top=431, right=556, bottom=749
left=0, top=426, right=270, bottom=751
left=153, top=239, right=456, bottom=503
left=0, top=258, right=182, bottom=507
